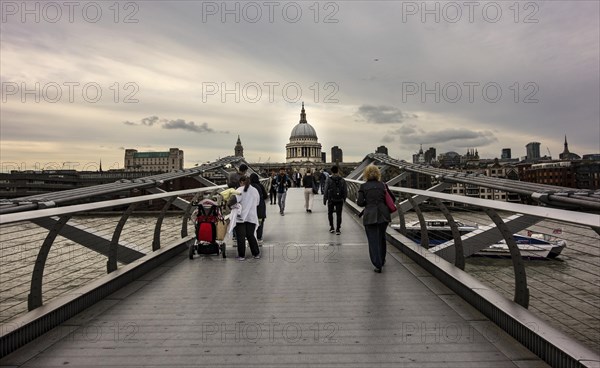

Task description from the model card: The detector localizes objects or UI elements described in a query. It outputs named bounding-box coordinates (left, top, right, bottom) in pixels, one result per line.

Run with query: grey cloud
left=123, top=116, right=227, bottom=134
left=162, top=119, right=215, bottom=133
left=122, top=116, right=158, bottom=126
left=355, top=105, right=417, bottom=124
left=141, top=116, right=161, bottom=126
left=397, top=127, right=498, bottom=147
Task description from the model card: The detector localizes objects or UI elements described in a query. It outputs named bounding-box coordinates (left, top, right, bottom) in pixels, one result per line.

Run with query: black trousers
left=327, top=201, right=344, bottom=230
left=365, top=222, right=388, bottom=269
left=234, top=222, right=260, bottom=258
left=256, top=218, right=265, bottom=240
left=269, top=191, right=276, bottom=204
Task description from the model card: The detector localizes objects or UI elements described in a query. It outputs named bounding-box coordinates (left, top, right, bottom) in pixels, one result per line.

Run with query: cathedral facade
left=286, top=103, right=323, bottom=164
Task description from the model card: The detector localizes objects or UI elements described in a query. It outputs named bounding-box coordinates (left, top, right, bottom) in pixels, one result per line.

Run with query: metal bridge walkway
left=0, top=189, right=549, bottom=367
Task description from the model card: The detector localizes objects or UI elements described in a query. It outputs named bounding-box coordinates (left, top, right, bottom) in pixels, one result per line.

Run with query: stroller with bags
left=189, top=198, right=227, bottom=259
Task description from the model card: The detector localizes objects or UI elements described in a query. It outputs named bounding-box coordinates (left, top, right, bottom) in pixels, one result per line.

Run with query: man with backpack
left=323, top=166, right=347, bottom=235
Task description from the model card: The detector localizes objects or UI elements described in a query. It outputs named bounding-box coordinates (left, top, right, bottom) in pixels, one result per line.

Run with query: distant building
left=462, top=148, right=479, bottom=167
left=331, top=146, right=343, bottom=163
left=412, top=145, right=425, bottom=164
left=438, top=151, right=461, bottom=168
left=559, top=135, right=580, bottom=160
left=583, top=154, right=600, bottom=161
left=124, top=148, right=184, bottom=172
left=234, top=135, right=244, bottom=157
left=424, top=147, right=436, bottom=164
left=575, top=160, right=600, bottom=190
left=413, top=145, right=436, bottom=164
left=446, top=159, right=521, bottom=203
left=501, top=148, right=511, bottom=159
left=521, top=161, right=576, bottom=187
left=526, top=142, right=541, bottom=161
left=376, top=146, right=388, bottom=155
left=321, top=152, right=327, bottom=163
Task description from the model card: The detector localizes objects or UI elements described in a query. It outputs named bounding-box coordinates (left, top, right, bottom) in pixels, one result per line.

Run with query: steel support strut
left=407, top=197, right=429, bottom=248
left=433, top=199, right=465, bottom=270
left=153, top=196, right=177, bottom=251
left=485, top=208, right=529, bottom=308
left=28, top=215, right=72, bottom=310
left=108, top=203, right=139, bottom=273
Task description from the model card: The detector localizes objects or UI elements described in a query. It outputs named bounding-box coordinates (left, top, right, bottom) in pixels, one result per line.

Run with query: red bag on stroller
left=189, top=199, right=226, bottom=259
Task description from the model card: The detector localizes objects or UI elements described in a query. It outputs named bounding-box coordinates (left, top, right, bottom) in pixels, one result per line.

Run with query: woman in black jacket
left=357, top=165, right=395, bottom=273
left=250, top=173, right=268, bottom=245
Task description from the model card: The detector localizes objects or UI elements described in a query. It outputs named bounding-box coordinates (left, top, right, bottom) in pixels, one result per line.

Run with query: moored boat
left=391, top=219, right=566, bottom=259
left=472, top=233, right=566, bottom=259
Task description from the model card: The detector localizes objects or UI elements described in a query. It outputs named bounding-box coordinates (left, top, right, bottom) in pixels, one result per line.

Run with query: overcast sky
left=1, top=1, right=598, bottom=171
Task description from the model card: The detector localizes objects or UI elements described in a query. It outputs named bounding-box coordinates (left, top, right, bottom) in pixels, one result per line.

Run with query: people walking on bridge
left=269, top=171, right=278, bottom=205
left=293, top=171, right=302, bottom=187
left=319, top=169, right=329, bottom=194
left=227, top=175, right=261, bottom=260
left=302, top=169, right=316, bottom=213
left=250, top=173, right=268, bottom=245
left=227, top=164, right=248, bottom=188
left=276, top=167, right=291, bottom=215
left=323, top=166, right=347, bottom=234
left=357, top=165, right=395, bottom=273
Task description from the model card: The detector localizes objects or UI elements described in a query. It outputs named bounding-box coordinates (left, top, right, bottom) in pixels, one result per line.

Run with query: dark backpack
left=328, top=177, right=344, bottom=203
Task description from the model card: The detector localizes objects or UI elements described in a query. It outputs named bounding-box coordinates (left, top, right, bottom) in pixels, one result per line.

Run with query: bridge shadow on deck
left=0, top=189, right=549, bottom=367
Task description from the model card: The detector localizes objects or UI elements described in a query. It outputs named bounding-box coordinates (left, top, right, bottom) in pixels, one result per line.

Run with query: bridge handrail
left=345, top=179, right=600, bottom=230
left=0, top=185, right=226, bottom=226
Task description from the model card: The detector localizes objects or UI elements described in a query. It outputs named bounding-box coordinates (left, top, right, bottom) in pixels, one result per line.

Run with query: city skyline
left=1, top=1, right=599, bottom=171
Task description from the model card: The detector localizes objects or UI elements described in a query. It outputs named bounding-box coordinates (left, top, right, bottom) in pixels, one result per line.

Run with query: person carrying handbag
left=357, top=165, right=396, bottom=273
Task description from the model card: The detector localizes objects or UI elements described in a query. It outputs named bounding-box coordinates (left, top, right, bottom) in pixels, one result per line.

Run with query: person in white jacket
left=227, top=176, right=261, bottom=261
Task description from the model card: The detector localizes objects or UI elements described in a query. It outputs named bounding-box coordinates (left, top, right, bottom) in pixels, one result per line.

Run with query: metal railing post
left=28, top=215, right=71, bottom=310
left=181, top=192, right=204, bottom=238
left=152, top=196, right=177, bottom=251
left=433, top=198, right=465, bottom=270
left=407, top=197, right=429, bottom=248
left=484, top=208, right=529, bottom=308
left=108, top=203, right=138, bottom=273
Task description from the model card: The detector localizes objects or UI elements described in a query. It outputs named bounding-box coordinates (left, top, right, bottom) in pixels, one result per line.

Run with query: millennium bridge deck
left=0, top=189, right=549, bottom=367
